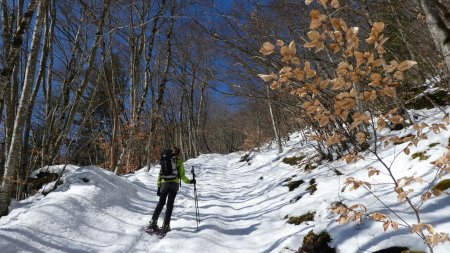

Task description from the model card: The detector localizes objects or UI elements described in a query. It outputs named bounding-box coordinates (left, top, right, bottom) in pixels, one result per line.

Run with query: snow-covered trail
left=0, top=144, right=307, bottom=253
left=133, top=150, right=305, bottom=253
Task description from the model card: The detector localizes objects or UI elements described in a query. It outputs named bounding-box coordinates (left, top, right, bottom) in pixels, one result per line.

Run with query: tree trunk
left=0, top=0, right=38, bottom=110
left=266, top=85, right=282, bottom=153
left=0, top=0, right=45, bottom=216
left=41, top=0, right=55, bottom=168
left=420, top=0, right=450, bottom=75
left=18, top=1, right=54, bottom=199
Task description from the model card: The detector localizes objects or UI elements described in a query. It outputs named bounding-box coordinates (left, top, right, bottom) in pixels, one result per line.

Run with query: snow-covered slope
left=0, top=108, right=449, bottom=253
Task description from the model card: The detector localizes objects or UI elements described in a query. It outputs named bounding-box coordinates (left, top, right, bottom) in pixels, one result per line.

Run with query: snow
left=0, top=107, right=449, bottom=253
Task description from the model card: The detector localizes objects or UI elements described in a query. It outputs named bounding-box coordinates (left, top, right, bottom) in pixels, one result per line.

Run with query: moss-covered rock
left=286, top=179, right=305, bottom=191
left=428, top=142, right=440, bottom=148
left=282, top=155, right=306, bottom=165
left=304, top=163, right=318, bottom=172
left=299, top=230, right=336, bottom=253
left=306, top=184, right=317, bottom=195
left=286, top=211, right=315, bottom=225
left=432, top=179, right=450, bottom=191
left=306, top=178, right=317, bottom=195
left=411, top=151, right=429, bottom=160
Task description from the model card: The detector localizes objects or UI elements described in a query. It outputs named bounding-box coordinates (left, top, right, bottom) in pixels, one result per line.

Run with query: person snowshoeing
left=147, top=147, right=196, bottom=234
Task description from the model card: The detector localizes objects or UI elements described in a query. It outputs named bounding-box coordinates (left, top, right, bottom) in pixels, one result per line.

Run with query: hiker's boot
left=146, top=220, right=159, bottom=232
left=161, top=223, right=171, bottom=234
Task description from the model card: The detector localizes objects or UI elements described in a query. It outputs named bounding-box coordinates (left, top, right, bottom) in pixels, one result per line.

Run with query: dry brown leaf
left=383, top=221, right=390, bottom=231
left=372, top=58, right=384, bottom=67
left=411, top=224, right=423, bottom=233
left=380, top=86, right=396, bottom=97
left=404, top=147, right=410, bottom=155
left=398, top=60, right=417, bottom=71
left=291, top=57, right=301, bottom=65
left=331, top=0, right=340, bottom=8
left=304, top=61, right=317, bottom=78
left=259, top=42, right=275, bottom=55
left=294, top=68, right=305, bottom=81
left=258, top=73, right=278, bottom=82
left=276, top=39, right=285, bottom=46
left=368, top=167, right=380, bottom=177
left=372, top=22, right=385, bottom=34
left=370, top=212, right=386, bottom=221
left=356, top=131, right=366, bottom=144
left=280, top=46, right=289, bottom=57
left=394, top=70, right=404, bottom=80
left=288, top=41, right=297, bottom=55
left=389, top=115, right=404, bottom=124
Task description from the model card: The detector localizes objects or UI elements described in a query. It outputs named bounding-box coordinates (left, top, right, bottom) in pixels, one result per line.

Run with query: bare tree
left=0, top=0, right=46, bottom=216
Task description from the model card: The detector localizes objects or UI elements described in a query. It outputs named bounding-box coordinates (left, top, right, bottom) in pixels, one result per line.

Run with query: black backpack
left=160, top=149, right=178, bottom=180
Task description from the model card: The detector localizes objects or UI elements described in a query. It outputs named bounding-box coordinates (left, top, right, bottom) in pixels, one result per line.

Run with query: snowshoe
left=157, top=224, right=171, bottom=238
left=144, top=228, right=160, bottom=235
left=144, top=221, right=159, bottom=235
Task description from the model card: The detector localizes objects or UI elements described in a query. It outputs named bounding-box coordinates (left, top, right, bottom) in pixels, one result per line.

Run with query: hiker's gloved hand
left=190, top=179, right=196, bottom=184
left=157, top=187, right=161, bottom=196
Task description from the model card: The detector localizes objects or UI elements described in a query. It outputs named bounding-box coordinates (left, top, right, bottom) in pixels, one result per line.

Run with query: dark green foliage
left=282, top=155, right=306, bottom=165
left=433, top=179, right=450, bottom=191
left=411, top=152, right=429, bottom=160
left=286, top=211, right=315, bottom=225
left=299, top=230, right=335, bottom=253
left=286, top=180, right=305, bottom=191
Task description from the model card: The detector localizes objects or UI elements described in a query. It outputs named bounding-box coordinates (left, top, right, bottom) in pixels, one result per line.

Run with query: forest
left=0, top=0, right=449, bottom=250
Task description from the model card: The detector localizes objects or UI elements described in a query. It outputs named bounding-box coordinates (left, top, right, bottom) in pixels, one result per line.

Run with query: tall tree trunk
left=0, top=0, right=38, bottom=110
left=420, top=0, right=450, bottom=75
left=19, top=0, right=54, bottom=199
left=0, top=0, right=45, bottom=216
left=266, top=85, right=282, bottom=153
left=41, top=0, right=55, bottom=168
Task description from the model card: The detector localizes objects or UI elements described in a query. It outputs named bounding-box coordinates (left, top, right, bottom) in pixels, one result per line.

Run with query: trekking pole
left=191, top=166, right=200, bottom=230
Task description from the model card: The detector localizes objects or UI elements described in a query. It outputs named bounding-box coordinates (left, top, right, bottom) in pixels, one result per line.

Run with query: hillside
left=0, top=107, right=449, bottom=253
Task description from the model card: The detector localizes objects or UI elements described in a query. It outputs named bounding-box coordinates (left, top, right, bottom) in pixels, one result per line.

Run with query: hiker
left=147, top=147, right=196, bottom=234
